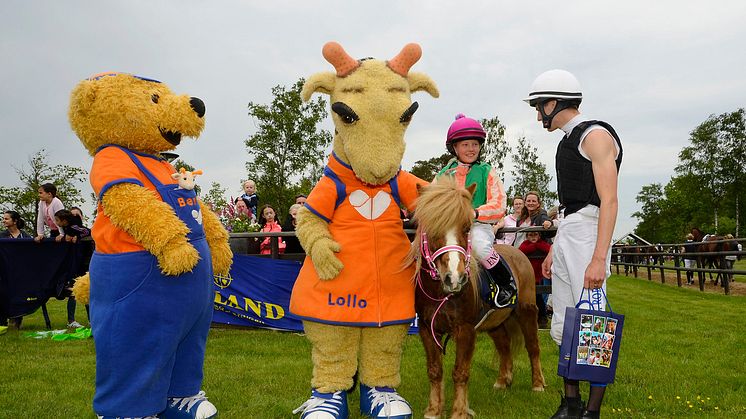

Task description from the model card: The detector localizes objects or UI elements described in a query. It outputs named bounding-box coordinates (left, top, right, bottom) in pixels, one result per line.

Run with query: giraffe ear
left=302, top=72, right=336, bottom=101
left=408, top=72, right=439, bottom=98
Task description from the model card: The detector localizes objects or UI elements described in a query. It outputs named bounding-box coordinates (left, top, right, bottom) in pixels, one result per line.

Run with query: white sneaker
left=67, top=321, right=84, bottom=329
left=163, top=391, right=217, bottom=419
left=359, top=385, right=412, bottom=418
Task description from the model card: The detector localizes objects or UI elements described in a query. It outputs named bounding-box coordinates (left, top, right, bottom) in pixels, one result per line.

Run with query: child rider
left=436, top=113, right=516, bottom=308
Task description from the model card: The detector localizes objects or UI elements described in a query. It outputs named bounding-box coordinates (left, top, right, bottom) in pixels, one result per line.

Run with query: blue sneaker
left=160, top=391, right=217, bottom=419
left=359, top=385, right=412, bottom=419
left=292, top=390, right=348, bottom=418
left=97, top=416, right=158, bottom=419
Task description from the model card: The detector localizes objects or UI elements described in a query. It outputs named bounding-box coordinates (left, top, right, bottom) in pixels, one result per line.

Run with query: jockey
left=435, top=114, right=515, bottom=308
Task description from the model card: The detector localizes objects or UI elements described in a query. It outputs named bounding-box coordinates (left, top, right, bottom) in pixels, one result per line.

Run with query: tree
left=201, top=182, right=228, bottom=214
left=632, top=183, right=665, bottom=241
left=245, top=78, right=332, bottom=215
left=409, top=153, right=452, bottom=181
left=479, top=116, right=509, bottom=180
left=676, top=109, right=746, bottom=235
left=507, top=136, right=558, bottom=207
left=0, top=149, right=87, bottom=230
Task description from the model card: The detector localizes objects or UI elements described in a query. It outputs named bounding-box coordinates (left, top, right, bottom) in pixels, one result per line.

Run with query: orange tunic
left=290, top=153, right=425, bottom=326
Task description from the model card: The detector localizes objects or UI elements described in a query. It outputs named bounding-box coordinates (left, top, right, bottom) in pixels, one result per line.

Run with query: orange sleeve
left=90, top=147, right=145, bottom=200
left=475, top=167, right=506, bottom=223
left=397, top=170, right=428, bottom=212
left=304, top=176, right=340, bottom=223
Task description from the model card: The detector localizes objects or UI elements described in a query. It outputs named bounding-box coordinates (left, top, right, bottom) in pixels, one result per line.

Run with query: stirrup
left=493, top=283, right=517, bottom=309
left=292, top=390, right=348, bottom=419
left=359, top=384, right=412, bottom=419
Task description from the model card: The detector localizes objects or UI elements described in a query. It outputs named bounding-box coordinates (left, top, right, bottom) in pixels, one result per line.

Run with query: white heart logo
left=348, top=190, right=391, bottom=220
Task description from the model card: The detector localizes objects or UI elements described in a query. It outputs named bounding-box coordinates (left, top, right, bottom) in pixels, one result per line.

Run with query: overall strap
left=102, top=145, right=167, bottom=188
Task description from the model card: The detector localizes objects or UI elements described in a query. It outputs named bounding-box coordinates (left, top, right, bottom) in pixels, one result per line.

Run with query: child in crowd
left=436, top=114, right=514, bottom=309
left=519, top=230, right=552, bottom=329
left=258, top=204, right=285, bottom=255
left=49, top=208, right=85, bottom=328
left=282, top=203, right=303, bottom=253
left=34, top=183, right=64, bottom=242
left=54, top=209, right=90, bottom=243
left=236, top=180, right=259, bottom=219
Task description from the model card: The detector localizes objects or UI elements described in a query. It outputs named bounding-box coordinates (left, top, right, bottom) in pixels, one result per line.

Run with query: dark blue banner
left=0, top=239, right=91, bottom=319
left=212, top=255, right=304, bottom=331
left=212, top=255, right=419, bottom=333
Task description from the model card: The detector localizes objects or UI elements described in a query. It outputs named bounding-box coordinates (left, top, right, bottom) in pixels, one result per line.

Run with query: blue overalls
left=90, top=147, right=214, bottom=417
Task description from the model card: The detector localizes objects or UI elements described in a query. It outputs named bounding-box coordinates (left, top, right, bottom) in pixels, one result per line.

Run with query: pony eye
left=151, top=94, right=160, bottom=104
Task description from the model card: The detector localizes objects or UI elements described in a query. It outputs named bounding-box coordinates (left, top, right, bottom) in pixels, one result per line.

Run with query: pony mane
left=406, top=177, right=476, bottom=275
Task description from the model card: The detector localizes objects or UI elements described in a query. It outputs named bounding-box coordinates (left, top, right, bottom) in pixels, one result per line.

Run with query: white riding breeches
left=471, top=222, right=497, bottom=265
left=550, top=205, right=610, bottom=346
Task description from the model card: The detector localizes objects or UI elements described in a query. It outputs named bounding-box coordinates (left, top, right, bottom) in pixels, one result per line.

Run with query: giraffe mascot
left=290, top=42, right=439, bottom=419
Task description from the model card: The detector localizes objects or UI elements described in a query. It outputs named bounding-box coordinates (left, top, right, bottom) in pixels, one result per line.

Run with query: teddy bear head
left=68, top=72, right=205, bottom=156
left=302, top=42, right=439, bottom=185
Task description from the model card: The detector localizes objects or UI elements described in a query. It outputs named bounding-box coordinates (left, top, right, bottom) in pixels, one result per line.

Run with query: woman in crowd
left=1, top=211, right=32, bottom=329
left=520, top=191, right=554, bottom=241
left=258, top=204, right=285, bottom=255
left=494, top=195, right=529, bottom=246
left=1, top=210, right=32, bottom=239
left=34, top=183, right=64, bottom=242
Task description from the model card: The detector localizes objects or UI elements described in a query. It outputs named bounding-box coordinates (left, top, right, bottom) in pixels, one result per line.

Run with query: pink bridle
left=417, top=230, right=472, bottom=351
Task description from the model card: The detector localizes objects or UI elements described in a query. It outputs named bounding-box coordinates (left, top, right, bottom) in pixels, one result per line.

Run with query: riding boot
left=485, top=261, right=516, bottom=308
left=549, top=395, right=584, bottom=419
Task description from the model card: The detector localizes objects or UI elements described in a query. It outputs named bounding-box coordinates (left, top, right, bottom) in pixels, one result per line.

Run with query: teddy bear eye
left=151, top=94, right=160, bottom=104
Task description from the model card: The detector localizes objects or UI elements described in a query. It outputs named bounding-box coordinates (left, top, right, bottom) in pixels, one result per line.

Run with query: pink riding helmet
left=445, top=113, right=486, bottom=154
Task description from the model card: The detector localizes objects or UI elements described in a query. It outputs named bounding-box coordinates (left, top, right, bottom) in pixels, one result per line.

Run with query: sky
left=2, top=1, right=745, bottom=240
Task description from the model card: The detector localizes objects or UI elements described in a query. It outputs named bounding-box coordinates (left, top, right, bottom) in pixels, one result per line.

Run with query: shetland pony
left=408, top=179, right=545, bottom=419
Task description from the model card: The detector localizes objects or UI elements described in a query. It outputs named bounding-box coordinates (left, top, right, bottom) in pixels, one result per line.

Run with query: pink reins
left=417, top=231, right=472, bottom=351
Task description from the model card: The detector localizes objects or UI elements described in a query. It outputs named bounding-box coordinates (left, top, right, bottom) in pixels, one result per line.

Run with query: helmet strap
left=538, top=99, right=576, bottom=129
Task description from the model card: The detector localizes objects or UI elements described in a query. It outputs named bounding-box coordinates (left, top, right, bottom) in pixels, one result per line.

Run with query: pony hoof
left=493, top=379, right=511, bottom=389
left=424, top=412, right=441, bottom=419
left=532, top=385, right=545, bottom=392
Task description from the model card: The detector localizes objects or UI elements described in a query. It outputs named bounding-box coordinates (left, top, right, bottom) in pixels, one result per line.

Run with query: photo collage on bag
left=576, top=314, right=617, bottom=368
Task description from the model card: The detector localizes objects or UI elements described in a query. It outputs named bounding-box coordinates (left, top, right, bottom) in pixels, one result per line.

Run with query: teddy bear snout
left=189, top=97, right=205, bottom=118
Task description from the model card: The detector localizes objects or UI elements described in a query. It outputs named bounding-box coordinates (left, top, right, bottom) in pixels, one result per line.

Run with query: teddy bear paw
left=211, top=242, right=233, bottom=275
left=158, top=242, right=201, bottom=276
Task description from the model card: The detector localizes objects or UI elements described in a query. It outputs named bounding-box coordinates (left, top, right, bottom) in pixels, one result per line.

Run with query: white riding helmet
left=524, top=69, right=582, bottom=106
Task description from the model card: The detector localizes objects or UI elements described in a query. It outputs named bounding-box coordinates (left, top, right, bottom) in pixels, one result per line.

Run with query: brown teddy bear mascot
left=290, top=43, right=439, bottom=419
left=68, top=72, right=232, bottom=419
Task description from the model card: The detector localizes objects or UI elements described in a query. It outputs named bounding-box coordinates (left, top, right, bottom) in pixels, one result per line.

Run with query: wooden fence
left=611, top=238, right=745, bottom=295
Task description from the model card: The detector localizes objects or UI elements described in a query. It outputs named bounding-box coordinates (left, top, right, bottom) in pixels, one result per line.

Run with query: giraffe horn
left=387, top=43, right=422, bottom=76
left=322, top=42, right=359, bottom=77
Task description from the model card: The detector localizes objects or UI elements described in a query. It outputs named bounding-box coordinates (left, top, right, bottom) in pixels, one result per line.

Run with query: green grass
left=1, top=276, right=745, bottom=418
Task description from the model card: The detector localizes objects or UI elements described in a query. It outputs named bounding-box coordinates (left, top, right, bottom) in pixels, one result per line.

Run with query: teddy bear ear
left=69, top=80, right=97, bottom=116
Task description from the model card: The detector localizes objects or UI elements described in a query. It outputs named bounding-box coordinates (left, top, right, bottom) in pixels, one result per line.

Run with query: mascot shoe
left=161, top=391, right=217, bottom=419
left=359, top=385, right=412, bottom=419
left=293, top=390, right=349, bottom=419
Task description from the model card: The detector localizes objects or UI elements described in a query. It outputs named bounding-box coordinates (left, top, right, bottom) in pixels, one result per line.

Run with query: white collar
left=560, top=114, right=586, bottom=135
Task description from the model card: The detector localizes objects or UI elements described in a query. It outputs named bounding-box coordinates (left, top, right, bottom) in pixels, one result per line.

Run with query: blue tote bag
left=557, top=288, right=624, bottom=384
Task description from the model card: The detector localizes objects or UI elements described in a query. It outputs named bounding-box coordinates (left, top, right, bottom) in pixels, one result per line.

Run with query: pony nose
left=190, top=97, right=205, bottom=118
left=444, top=272, right=462, bottom=293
